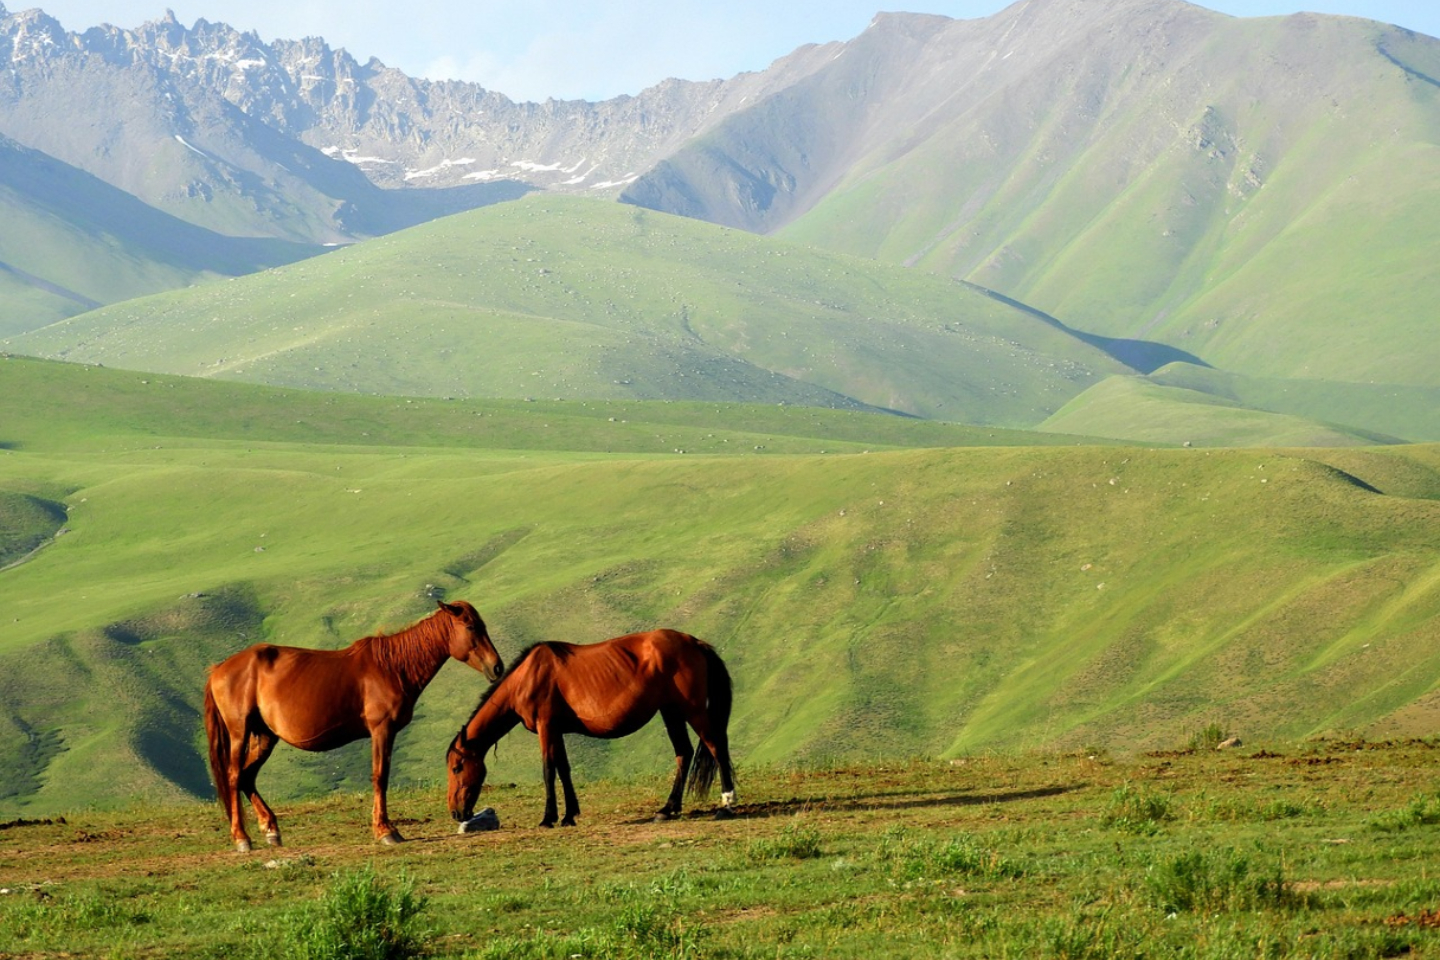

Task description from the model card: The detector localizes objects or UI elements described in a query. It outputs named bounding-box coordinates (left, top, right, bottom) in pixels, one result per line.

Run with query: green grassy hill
left=1037, top=366, right=1440, bottom=446
left=5, top=195, right=1129, bottom=426
left=1145, top=364, right=1440, bottom=443
left=1036, top=375, right=1404, bottom=448
left=2, top=356, right=1438, bottom=817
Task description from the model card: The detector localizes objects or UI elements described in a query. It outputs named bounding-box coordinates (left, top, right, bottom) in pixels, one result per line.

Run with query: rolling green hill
left=1037, top=365, right=1440, bottom=446
left=2, top=356, right=1437, bottom=817
left=1037, top=375, right=1405, bottom=448
left=1145, top=364, right=1440, bottom=443
left=5, top=196, right=1131, bottom=426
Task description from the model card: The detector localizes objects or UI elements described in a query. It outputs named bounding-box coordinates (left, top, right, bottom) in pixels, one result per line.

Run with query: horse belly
left=569, top=700, right=658, bottom=740
left=589, top=714, right=654, bottom=740
left=257, top=660, right=368, bottom=751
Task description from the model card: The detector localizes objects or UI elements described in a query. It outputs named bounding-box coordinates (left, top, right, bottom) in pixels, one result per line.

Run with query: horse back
left=209, top=642, right=372, bottom=749
left=517, top=631, right=712, bottom=737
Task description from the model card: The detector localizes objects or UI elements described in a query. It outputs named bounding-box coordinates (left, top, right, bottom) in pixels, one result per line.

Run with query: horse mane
left=472, top=639, right=579, bottom=706
left=361, top=607, right=453, bottom=687
left=470, top=642, right=540, bottom=712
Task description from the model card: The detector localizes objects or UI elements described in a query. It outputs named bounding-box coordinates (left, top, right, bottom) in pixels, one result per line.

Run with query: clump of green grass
left=0, top=890, right=152, bottom=949
left=878, top=826, right=1024, bottom=883
left=1187, top=722, right=1232, bottom=752
left=1143, top=847, right=1295, bottom=915
left=1102, top=784, right=1175, bottom=834
left=1368, top=792, right=1440, bottom=832
left=747, top=820, right=824, bottom=861
left=471, top=878, right=705, bottom=960
left=610, top=895, right=705, bottom=959
left=262, top=864, right=430, bottom=960
left=1202, top=796, right=1313, bottom=822
left=1033, top=909, right=1149, bottom=959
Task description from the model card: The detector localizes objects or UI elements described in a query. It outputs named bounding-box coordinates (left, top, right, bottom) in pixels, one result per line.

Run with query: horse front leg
left=370, top=727, right=403, bottom=845
left=538, top=727, right=580, bottom=827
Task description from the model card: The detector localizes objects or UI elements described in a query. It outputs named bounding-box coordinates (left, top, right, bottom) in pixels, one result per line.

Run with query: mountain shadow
left=961, top=282, right=1211, bottom=376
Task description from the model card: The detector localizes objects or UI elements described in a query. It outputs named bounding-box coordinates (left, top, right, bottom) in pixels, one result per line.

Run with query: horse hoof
left=379, top=832, right=404, bottom=846
left=235, top=839, right=252, bottom=853
left=714, top=807, right=736, bottom=821
left=653, top=811, right=676, bottom=823
left=265, top=832, right=283, bottom=847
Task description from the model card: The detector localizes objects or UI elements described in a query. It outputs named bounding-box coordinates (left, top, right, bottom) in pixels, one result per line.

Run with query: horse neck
left=464, top=683, right=521, bottom=750
left=369, top=613, right=453, bottom=694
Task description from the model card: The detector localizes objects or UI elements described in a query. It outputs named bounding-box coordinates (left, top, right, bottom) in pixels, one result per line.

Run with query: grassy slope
left=780, top=15, right=1440, bottom=393
left=1, top=357, right=1438, bottom=817
left=5, top=195, right=1125, bottom=426
left=1147, top=363, right=1440, bottom=443
left=1036, top=375, right=1404, bottom=448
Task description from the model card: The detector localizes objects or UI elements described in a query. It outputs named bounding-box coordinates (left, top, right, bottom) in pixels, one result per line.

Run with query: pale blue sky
left=19, top=0, right=1440, bottom=102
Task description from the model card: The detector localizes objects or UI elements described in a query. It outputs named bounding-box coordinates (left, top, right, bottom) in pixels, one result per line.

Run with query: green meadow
left=2, top=354, right=1438, bottom=821
left=3, top=744, right=1440, bottom=958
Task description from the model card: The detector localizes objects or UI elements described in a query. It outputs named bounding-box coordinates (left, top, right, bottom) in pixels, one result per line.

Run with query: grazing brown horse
left=447, top=628, right=736, bottom=828
left=204, top=600, right=503, bottom=851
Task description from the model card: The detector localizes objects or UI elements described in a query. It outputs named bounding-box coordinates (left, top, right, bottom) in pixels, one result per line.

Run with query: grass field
left=2, top=741, right=1439, bottom=958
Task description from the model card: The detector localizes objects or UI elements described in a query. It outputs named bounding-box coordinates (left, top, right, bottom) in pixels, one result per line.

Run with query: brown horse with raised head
left=446, top=628, right=735, bottom=828
left=204, top=600, right=503, bottom=851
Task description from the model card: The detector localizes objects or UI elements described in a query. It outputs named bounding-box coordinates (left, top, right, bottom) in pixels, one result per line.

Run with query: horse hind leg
left=711, top=737, right=738, bottom=819
left=655, top=707, right=694, bottom=822
left=689, top=720, right=737, bottom=820
left=239, top=729, right=282, bottom=847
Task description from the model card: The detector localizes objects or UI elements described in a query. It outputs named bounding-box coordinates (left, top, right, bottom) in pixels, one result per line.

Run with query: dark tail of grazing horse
left=686, top=642, right=734, bottom=799
left=203, top=679, right=234, bottom=814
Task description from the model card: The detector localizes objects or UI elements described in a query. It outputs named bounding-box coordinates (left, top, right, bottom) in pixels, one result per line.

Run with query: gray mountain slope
left=0, top=132, right=320, bottom=333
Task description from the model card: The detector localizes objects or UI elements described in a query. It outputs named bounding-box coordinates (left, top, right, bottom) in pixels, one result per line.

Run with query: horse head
left=446, top=731, right=488, bottom=822
left=438, top=600, right=504, bottom=682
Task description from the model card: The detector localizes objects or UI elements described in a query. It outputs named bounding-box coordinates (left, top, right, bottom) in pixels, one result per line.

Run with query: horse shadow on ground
left=620, top=782, right=1087, bottom=825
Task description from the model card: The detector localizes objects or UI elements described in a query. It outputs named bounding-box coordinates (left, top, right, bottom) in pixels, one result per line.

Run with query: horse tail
left=686, top=640, right=734, bottom=799
left=202, top=675, right=232, bottom=811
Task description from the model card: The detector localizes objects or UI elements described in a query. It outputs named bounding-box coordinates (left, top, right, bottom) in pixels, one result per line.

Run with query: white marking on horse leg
left=721, top=790, right=736, bottom=808
left=266, top=831, right=282, bottom=847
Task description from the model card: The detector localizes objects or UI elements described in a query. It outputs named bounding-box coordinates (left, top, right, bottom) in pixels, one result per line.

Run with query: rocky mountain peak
left=0, top=2, right=847, bottom=242
left=1, top=6, right=68, bottom=63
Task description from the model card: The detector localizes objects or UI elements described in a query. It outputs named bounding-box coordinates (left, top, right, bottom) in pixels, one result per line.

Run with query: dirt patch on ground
left=1293, top=879, right=1395, bottom=893
left=0, top=817, right=66, bottom=831
left=1385, top=908, right=1440, bottom=929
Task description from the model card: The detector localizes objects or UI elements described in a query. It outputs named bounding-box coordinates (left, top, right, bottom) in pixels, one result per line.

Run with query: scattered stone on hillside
left=1216, top=736, right=1243, bottom=750
left=263, top=855, right=315, bottom=869
left=458, top=807, right=500, bottom=834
